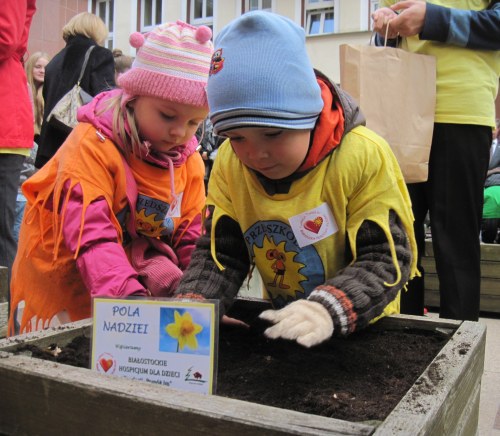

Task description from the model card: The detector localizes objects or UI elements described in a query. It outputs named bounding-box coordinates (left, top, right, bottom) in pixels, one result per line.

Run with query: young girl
left=9, top=21, right=213, bottom=335
left=25, top=51, right=50, bottom=142
left=175, top=11, right=418, bottom=347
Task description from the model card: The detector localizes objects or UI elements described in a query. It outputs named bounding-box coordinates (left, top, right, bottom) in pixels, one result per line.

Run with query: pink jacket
left=61, top=90, right=204, bottom=298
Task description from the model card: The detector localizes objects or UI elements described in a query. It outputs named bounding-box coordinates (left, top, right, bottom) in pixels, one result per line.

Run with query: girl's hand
left=222, top=315, right=249, bottom=328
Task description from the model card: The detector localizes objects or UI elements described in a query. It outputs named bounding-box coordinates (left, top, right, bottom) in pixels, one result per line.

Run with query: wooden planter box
left=0, top=305, right=486, bottom=436
left=423, top=240, right=500, bottom=313
left=0, top=266, right=8, bottom=338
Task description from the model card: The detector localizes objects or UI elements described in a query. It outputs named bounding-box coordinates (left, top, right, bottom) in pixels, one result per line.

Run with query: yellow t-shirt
left=381, top=0, right=500, bottom=127
left=207, top=125, right=418, bottom=320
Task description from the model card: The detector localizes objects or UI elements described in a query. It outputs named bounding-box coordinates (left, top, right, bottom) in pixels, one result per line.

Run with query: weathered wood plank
left=423, top=274, right=500, bottom=296
left=424, top=240, right=500, bottom=262
left=422, top=239, right=500, bottom=313
left=0, top=266, right=7, bottom=303
left=425, top=289, right=500, bottom=314
left=0, top=302, right=7, bottom=339
left=422, top=258, right=500, bottom=281
left=374, top=320, right=486, bottom=435
left=0, top=350, right=373, bottom=436
left=0, top=315, right=486, bottom=436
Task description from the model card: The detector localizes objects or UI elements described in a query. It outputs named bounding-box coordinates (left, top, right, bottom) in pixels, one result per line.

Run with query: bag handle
left=370, top=20, right=399, bottom=47
left=77, top=45, right=95, bottom=87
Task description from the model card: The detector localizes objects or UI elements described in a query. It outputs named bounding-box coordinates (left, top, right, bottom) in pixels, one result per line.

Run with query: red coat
left=0, top=0, right=36, bottom=149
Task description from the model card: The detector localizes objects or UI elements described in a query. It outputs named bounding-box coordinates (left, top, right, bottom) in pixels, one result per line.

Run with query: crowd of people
left=2, top=2, right=500, bottom=345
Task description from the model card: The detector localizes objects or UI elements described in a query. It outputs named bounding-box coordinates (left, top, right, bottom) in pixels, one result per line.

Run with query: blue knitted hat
left=207, top=11, right=323, bottom=135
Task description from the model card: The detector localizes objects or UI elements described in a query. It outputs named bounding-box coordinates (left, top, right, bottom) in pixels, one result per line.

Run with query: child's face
left=224, top=127, right=311, bottom=179
left=131, top=96, right=208, bottom=153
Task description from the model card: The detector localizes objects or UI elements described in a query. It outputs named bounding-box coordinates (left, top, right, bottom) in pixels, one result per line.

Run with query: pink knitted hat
left=118, top=20, right=213, bottom=107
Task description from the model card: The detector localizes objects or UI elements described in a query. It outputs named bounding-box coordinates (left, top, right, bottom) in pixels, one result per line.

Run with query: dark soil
left=16, top=307, right=449, bottom=423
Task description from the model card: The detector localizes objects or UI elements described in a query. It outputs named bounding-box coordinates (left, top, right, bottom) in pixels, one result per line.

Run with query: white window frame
left=305, top=0, right=336, bottom=35
left=190, top=0, right=214, bottom=29
left=95, top=0, right=114, bottom=50
left=140, top=0, right=163, bottom=32
left=369, top=0, right=380, bottom=30
left=246, top=0, right=274, bottom=12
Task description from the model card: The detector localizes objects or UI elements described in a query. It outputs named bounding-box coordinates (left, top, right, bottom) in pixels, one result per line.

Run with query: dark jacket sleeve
left=175, top=207, right=251, bottom=316
left=308, top=210, right=412, bottom=336
left=87, top=46, right=116, bottom=95
left=421, top=2, right=500, bottom=50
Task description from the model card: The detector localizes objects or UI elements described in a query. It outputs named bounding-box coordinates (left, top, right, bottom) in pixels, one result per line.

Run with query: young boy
left=175, top=11, right=418, bottom=347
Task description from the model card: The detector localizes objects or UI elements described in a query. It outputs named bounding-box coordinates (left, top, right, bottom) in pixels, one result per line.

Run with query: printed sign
left=91, top=298, right=218, bottom=395
left=288, top=202, right=338, bottom=248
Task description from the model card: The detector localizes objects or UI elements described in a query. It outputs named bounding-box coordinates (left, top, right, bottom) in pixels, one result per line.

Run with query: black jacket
left=36, top=35, right=115, bottom=168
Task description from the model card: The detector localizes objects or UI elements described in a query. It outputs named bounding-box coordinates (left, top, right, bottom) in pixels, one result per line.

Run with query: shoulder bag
left=46, top=45, right=95, bottom=133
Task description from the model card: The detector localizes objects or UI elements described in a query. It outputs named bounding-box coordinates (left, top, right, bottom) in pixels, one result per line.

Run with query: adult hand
left=372, top=7, right=399, bottom=39
left=389, top=0, right=427, bottom=37
left=259, top=300, right=334, bottom=348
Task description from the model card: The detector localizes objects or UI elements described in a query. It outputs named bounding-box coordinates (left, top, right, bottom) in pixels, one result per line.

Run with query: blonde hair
left=62, top=12, right=108, bottom=46
left=25, top=51, right=50, bottom=136
left=98, top=94, right=142, bottom=159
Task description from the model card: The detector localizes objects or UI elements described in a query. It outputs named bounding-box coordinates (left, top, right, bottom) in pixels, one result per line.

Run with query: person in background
left=25, top=51, right=50, bottom=143
left=36, top=12, right=116, bottom=169
left=13, top=143, right=38, bottom=244
left=0, top=0, right=36, bottom=311
left=14, top=52, right=49, bottom=244
left=112, top=48, right=134, bottom=82
left=175, top=11, right=418, bottom=348
left=482, top=119, right=500, bottom=243
left=196, top=118, right=224, bottom=193
left=372, top=0, right=500, bottom=321
left=9, top=20, right=213, bottom=335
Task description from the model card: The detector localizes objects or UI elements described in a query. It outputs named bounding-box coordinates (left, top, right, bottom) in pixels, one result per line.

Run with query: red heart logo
left=304, top=217, right=323, bottom=234
left=99, top=358, right=113, bottom=372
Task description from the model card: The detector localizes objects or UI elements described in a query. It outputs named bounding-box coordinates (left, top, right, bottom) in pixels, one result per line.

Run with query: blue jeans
left=14, top=193, right=27, bottom=243
left=0, top=153, right=25, bottom=307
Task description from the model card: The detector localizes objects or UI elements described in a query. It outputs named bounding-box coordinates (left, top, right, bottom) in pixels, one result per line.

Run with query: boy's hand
left=259, top=300, right=333, bottom=348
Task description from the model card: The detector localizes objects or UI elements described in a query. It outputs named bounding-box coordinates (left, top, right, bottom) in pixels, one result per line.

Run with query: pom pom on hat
left=129, top=32, right=145, bottom=48
left=195, top=26, right=212, bottom=43
left=207, top=11, right=323, bottom=134
left=118, top=21, right=214, bottom=107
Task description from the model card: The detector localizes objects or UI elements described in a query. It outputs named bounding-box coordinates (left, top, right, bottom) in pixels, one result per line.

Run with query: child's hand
left=259, top=300, right=333, bottom=348
left=222, top=315, right=249, bottom=328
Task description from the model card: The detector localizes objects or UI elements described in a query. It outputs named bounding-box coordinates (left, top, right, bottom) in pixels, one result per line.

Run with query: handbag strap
left=77, top=45, right=95, bottom=86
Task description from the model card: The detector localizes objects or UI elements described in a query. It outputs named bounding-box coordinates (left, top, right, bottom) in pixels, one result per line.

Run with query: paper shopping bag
left=339, top=44, right=436, bottom=183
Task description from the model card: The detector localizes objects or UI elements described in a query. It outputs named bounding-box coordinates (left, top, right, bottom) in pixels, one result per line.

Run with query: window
left=95, top=0, right=114, bottom=50
left=140, top=0, right=163, bottom=32
left=305, top=0, right=335, bottom=35
left=247, top=0, right=273, bottom=12
left=191, top=0, right=214, bottom=30
left=369, top=0, right=380, bottom=30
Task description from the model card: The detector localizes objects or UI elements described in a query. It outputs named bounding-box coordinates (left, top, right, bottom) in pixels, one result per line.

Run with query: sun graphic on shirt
left=135, top=208, right=164, bottom=237
left=253, top=235, right=306, bottom=302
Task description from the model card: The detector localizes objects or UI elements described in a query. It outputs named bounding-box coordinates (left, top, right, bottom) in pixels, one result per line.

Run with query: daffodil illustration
left=166, top=310, right=203, bottom=352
